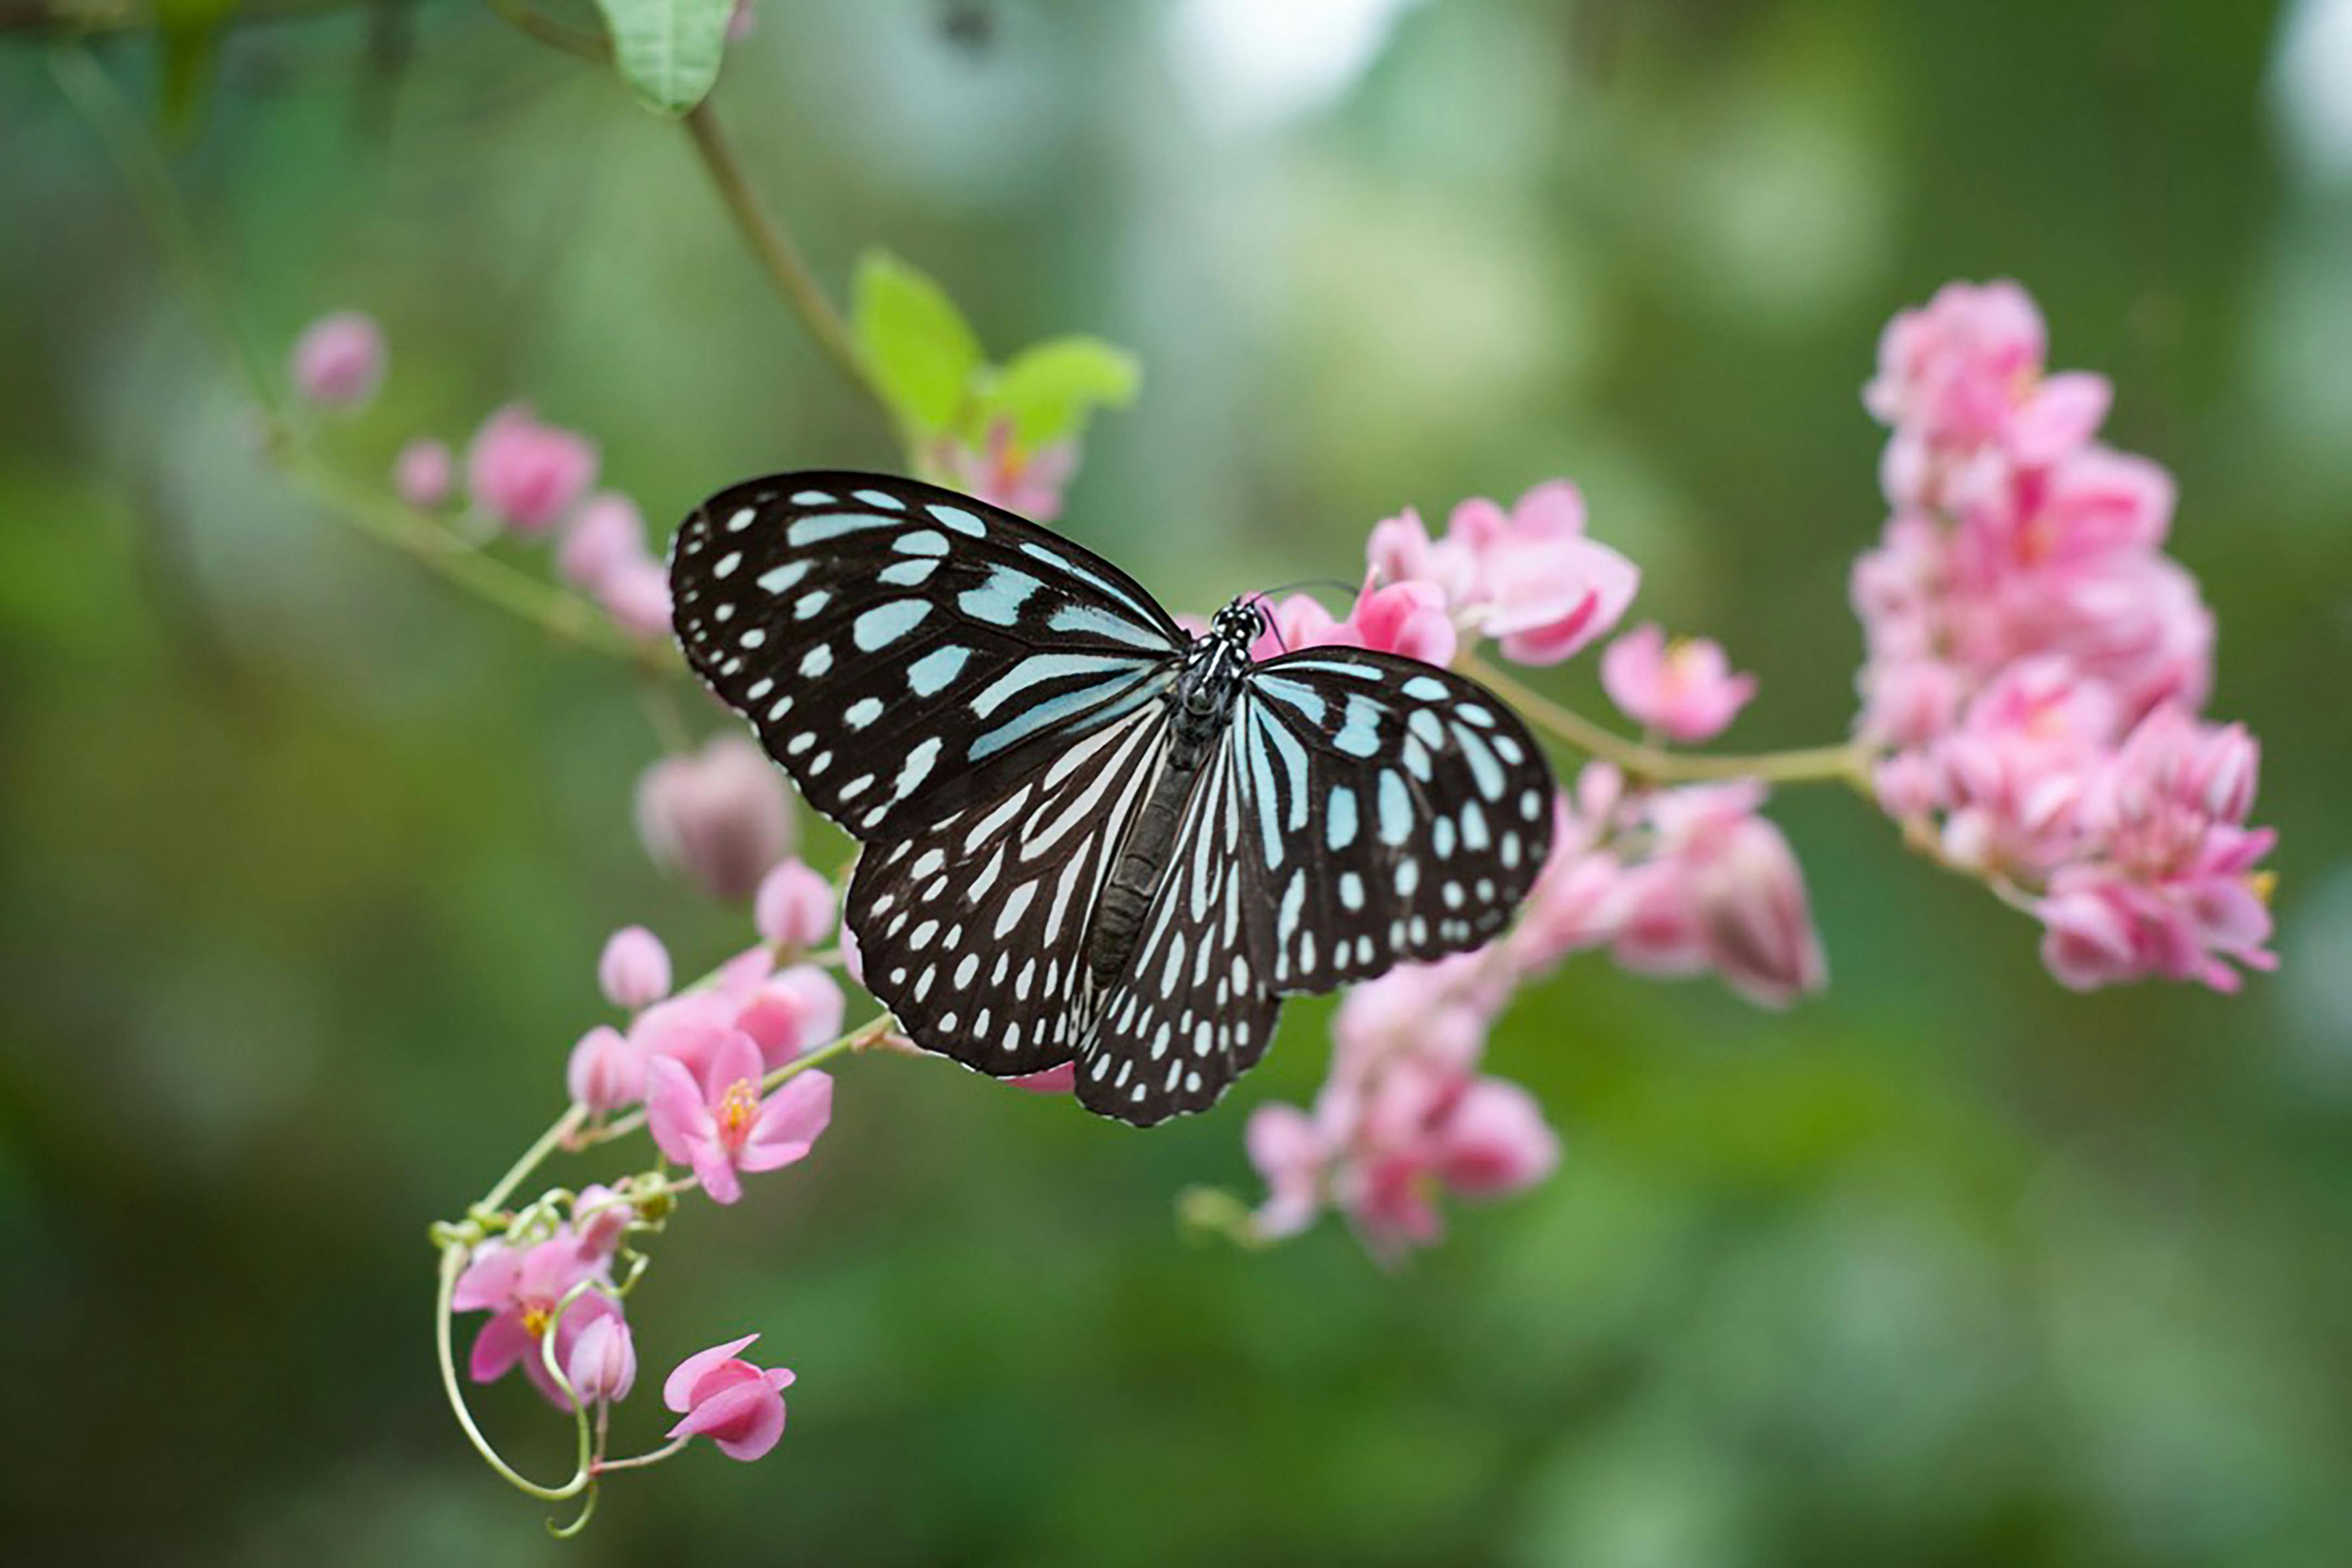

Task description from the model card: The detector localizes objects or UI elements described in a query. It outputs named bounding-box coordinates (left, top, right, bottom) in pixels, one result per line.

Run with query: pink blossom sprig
left=1851, top=279, right=2274, bottom=989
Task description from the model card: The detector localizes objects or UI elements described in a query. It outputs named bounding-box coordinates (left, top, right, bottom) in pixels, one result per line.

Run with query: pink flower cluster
left=1247, top=953, right=1557, bottom=1261
left=565, top=874, right=846, bottom=1205
left=455, top=1221, right=798, bottom=1464
left=1249, top=480, right=1642, bottom=668
left=453, top=882, right=847, bottom=1467
left=1852, top=280, right=2274, bottom=990
left=1514, top=765, right=1828, bottom=1007
left=283, top=312, right=672, bottom=644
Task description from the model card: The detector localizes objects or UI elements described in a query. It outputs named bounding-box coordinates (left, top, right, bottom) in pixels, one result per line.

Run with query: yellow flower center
left=520, top=1302, right=553, bottom=1341
left=718, top=1077, right=761, bottom=1146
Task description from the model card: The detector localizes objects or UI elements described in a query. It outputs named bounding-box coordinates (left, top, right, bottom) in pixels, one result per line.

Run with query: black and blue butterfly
left=669, top=473, right=1555, bottom=1126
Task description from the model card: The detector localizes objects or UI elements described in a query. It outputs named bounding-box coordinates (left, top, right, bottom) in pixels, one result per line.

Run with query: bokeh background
left=6, top=1, right=2352, bottom=1563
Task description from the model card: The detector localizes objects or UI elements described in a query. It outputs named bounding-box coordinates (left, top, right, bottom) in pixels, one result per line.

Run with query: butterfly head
left=1209, top=597, right=1268, bottom=656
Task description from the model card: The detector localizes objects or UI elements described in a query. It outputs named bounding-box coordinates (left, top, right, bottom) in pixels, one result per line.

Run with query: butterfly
left=669, top=472, right=1556, bottom=1127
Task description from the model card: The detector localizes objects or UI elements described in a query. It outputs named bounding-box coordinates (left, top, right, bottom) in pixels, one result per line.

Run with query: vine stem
left=1458, top=651, right=1875, bottom=789
left=51, top=44, right=663, bottom=665
left=679, top=100, right=896, bottom=435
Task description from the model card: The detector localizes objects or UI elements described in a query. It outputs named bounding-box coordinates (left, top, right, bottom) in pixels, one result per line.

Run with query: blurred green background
left=6, top=1, right=2352, bottom=1563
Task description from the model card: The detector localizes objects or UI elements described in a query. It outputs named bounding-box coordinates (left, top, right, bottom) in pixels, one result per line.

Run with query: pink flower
left=1857, top=657, right=1966, bottom=749
left=289, top=311, right=385, bottom=408
left=1863, top=279, right=2047, bottom=449
left=558, top=493, right=649, bottom=591
left=1600, top=623, right=1757, bottom=742
left=452, top=1230, right=620, bottom=1407
left=731, top=963, right=844, bottom=1069
left=753, top=859, right=836, bottom=949
left=628, top=946, right=841, bottom=1082
left=566, top=1312, right=637, bottom=1405
left=1245, top=1103, right=1327, bottom=1239
left=1504, top=768, right=1632, bottom=975
left=1346, top=573, right=1458, bottom=666
left=1932, top=658, right=2116, bottom=874
left=2030, top=705, right=2276, bottom=992
left=664, top=1334, right=795, bottom=1462
left=1008, top=1063, right=1079, bottom=1094
left=933, top=421, right=1079, bottom=522
left=645, top=1030, right=832, bottom=1205
left=635, top=735, right=796, bottom=902
left=726, top=0, right=756, bottom=42
left=393, top=439, right=453, bottom=507
left=1367, top=481, right=1637, bottom=666
left=568, top=1024, right=647, bottom=1112
left=598, top=925, right=672, bottom=1010
left=1429, top=1078, right=1559, bottom=1196
left=465, top=404, right=598, bottom=534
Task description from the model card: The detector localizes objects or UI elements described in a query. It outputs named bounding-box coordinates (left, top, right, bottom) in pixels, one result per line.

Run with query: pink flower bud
left=635, top=736, right=796, bottom=903
left=558, top=493, right=648, bottom=591
left=1007, top=1062, right=1079, bottom=1094
left=465, top=403, right=598, bottom=534
left=1686, top=811, right=1828, bottom=1008
left=597, top=925, right=671, bottom=1010
left=289, top=311, right=386, bottom=408
left=665, top=1335, right=797, bottom=1461
left=598, top=555, right=674, bottom=640
left=573, top=1183, right=635, bottom=1259
left=1246, top=1102, right=1326, bottom=1239
left=392, top=438, right=453, bottom=508
left=566, top=1312, right=637, bottom=1404
left=567, top=1024, right=647, bottom=1112
left=753, top=859, right=836, bottom=949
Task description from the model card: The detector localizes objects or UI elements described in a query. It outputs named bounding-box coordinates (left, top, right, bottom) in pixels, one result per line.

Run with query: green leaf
left=982, top=336, right=1142, bottom=447
left=852, top=252, right=984, bottom=437
left=589, top=0, right=735, bottom=116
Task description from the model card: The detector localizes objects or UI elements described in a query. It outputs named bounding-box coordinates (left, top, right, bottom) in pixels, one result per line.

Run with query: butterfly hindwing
left=847, top=702, right=1170, bottom=1078
left=1240, top=650, right=1557, bottom=993
left=1075, top=711, right=1281, bottom=1123
left=670, top=471, right=1184, bottom=838
left=1075, top=651, right=1556, bottom=1124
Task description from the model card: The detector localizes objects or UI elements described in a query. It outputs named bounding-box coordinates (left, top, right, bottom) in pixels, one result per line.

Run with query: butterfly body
left=670, top=472, right=1555, bottom=1126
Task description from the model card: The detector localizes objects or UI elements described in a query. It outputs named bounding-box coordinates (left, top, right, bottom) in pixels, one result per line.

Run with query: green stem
left=594, top=1436, right=691, bottom=1474
left=1460, top=653, right=1875, bottom=789
left=679, top=101, right=896, bottom=437
left=275, top=447, right=660, bottom=662
left=433, top=1245, right=591, bottom=1502
left=480, top=0, right=607, bottom=60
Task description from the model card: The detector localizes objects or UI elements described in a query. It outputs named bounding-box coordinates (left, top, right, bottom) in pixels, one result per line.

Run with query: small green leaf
left=852, top=252, right=984, bottom=437
left=590, top=0, right=735, bottom=116
left=982, top=335, right=1142, bottom=447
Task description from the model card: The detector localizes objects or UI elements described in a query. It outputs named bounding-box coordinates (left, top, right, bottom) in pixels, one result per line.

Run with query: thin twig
left=1460, top=652, right=1875, bottom=789
left=680, top=100, right=896, bottom=434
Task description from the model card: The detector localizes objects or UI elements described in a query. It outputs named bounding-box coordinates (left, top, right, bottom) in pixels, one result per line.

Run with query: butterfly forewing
left=671, top=472, right=1184, bottom=836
